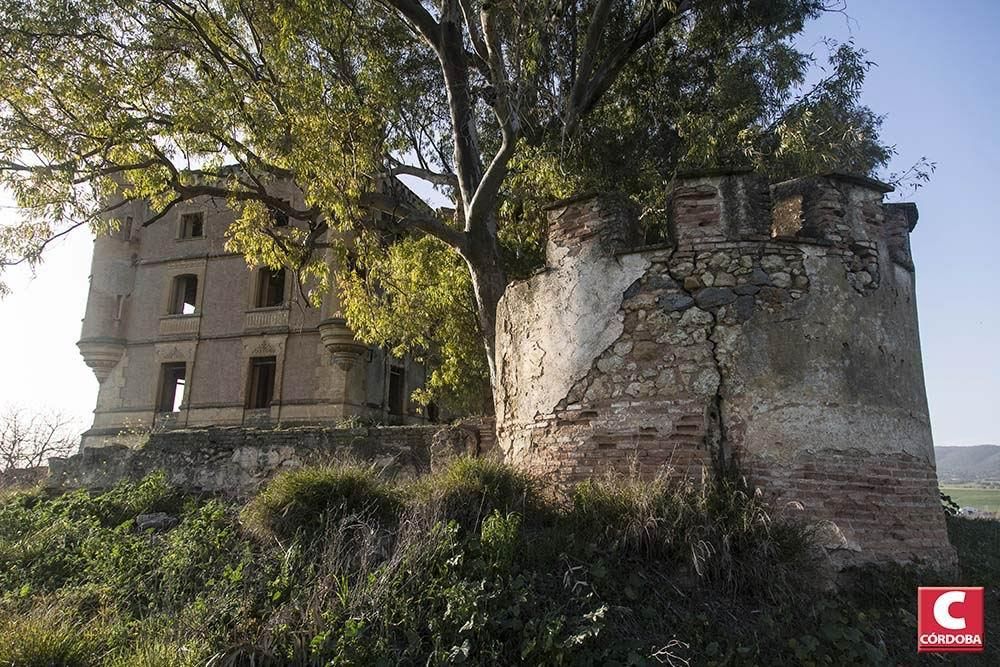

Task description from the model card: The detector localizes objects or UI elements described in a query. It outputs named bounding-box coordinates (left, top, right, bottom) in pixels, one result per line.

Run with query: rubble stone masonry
left=47, top=420, right=495, bottom=498
left=495, top=170, right=954, bottom=567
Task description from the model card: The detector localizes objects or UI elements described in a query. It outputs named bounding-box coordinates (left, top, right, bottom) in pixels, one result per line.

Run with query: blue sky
left=797, top=1, right=1000, bottom=445
left=0, top=0, right=997, bottom=444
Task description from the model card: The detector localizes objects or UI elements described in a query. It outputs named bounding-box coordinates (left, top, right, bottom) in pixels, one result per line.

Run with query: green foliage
left=242, top=465, right=401, bottom=540
left=0, top=1, right=909, bottom=414
left=570, top=472, right=818, bottom=599
left=940, top=485, right=1000, bottom=513
left=0, top=472, right=179, bottom=594
left=1, top=466, right=995, bottom=665
left=338, top=233, right=492, bottom=414
left=948, top=514, right=1000, bottom=590
left=480, top=510, right=522, bottom=569
left=941, top=490, right=962, bottom=516
left=103, top=640, right=210, bottom=667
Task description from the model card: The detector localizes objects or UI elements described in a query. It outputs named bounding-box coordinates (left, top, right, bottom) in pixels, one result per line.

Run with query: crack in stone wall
left=664, top=244, right=727, bottom=472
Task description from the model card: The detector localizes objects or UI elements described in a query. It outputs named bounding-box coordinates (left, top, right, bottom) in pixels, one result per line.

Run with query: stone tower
left=495, top=170, right=953, bottom=567
left=78, top=199, right=137, bottom=384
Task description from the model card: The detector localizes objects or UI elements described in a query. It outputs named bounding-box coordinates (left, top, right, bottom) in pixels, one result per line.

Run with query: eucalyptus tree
left=0, top=0, right=894, bottom=409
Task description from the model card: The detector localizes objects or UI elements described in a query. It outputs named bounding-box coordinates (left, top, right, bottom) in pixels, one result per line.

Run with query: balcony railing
left=245, top=307, right=289, bottom=330
left=159, top=314, right=201, bottom=336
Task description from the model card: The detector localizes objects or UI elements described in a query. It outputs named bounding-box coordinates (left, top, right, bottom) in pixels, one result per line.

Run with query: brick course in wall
left=747, top=451, right=956, bottom=567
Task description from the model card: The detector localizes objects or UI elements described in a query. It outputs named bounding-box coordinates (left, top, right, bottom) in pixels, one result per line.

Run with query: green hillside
left=935, top=445, right=1000, bottom=483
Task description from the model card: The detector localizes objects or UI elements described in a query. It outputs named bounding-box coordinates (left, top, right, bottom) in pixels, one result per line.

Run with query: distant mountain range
left=935, top=445, right=1000, bottom=484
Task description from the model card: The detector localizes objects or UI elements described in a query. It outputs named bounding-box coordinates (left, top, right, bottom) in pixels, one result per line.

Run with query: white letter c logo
left=933, top=590, right=967, bottom=630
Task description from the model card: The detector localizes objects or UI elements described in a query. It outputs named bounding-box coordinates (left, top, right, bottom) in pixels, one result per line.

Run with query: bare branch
left=0, top=407, right=79, bottom=472
left=386, top=159, right=459, bottom=187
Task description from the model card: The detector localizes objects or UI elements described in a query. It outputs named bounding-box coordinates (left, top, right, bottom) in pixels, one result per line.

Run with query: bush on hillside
left=570, top=471, right=818, bottom=599
left=0, top=465, right=993, bottom=665
left=407, top=456, right=545, bottom=530
left=0, top=472, right=184, bottom=595
left=241, top=465, right=401, bottom=540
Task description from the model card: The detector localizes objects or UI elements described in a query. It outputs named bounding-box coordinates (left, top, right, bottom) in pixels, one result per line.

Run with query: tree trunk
left=462, top=215, right=507, bottom=389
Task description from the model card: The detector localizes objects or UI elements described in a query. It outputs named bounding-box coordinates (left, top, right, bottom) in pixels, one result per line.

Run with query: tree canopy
left=0, top=1, right=912, bottom=411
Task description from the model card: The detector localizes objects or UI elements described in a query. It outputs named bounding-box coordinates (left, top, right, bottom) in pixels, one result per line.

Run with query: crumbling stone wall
left=48, top=421, right=494, bottom=497
left=495, top=170, right=954, bottom=567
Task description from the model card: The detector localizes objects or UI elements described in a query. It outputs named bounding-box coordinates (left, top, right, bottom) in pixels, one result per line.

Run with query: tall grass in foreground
left=0, top=603, right=105, bottom=667
left=569, top=471, right=818, bottom=599
left=1, top=459, right=989, bottom=665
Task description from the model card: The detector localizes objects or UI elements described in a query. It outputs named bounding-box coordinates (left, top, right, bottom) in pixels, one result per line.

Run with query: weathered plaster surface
left=496, top=250, right=649, bottom=455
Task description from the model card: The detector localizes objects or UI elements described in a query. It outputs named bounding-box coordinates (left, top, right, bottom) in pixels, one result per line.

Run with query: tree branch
left=464, top=2, right=519, bottom=232
left=360, top=191, right=466, bottom=250
left=381, top=0, right=442, bottom=52
left=436, top=0, right=485, bottom=225
left=567, top=0, right=615, bottom=115
left=564, top=0, right=692, bottom=136
left=386, top=159, right=459, bottom=187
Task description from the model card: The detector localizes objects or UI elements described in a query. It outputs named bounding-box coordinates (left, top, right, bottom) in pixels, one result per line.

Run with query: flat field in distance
left=940, top=486, right=1000, bottom=513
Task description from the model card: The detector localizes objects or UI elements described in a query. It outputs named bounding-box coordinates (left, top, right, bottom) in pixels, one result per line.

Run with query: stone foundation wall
left=495, top=171, right=954, bottom=567
left=48, top=421, right=494, bottom=497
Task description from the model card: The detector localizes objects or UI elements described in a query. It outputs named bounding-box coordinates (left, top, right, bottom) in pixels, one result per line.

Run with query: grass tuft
left=569, top=469, right=818, bottom=598
left=104, top=640, right=211, bottom=667
left=241, top=464, right=400, bottom=540
left=0, top=603, right=104, bottom=667
left=408, top=456, right=544, bottom=529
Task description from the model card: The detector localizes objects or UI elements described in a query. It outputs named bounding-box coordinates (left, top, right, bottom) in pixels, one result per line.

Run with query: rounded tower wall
left=494, top=170, right=952, bottom=567
left=78, top=199, right=141, bottom=382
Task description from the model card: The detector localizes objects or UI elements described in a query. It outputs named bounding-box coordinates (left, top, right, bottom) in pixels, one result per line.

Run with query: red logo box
left=917, top=587, right=985, bottom=653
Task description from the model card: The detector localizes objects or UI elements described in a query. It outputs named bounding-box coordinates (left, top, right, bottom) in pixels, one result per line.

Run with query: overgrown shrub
left=0, top=465, right=993, bottom=665
left=0, top=474, right=180, bottom=595
left=570, top=472, right=695, bottom=558
left=408, top=456, right=545, bottom=530
left=242, top=465, right=401, bottom=540
left=570, top=470, right=818, bottom=598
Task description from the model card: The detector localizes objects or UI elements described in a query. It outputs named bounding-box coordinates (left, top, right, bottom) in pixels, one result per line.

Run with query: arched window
left=169, top=274, right=198, bottom=315
left=255, top=268, right=285, bottom=308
